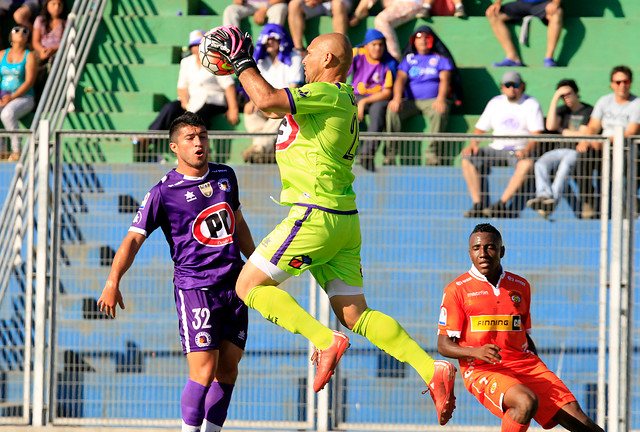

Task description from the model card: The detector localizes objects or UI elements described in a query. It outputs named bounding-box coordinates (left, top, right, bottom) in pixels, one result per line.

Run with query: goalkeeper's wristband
left=232, top=56, right=257, bottom=76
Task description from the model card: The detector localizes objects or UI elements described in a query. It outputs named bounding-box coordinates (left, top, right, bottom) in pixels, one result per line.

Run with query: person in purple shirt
left=97, top=112, right=256, bottom=432
left=348, top=28, right=397, bottom=172
left=385, top=25, right=452, bottom=166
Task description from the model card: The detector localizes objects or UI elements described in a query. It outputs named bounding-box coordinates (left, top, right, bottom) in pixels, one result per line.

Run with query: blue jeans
left=534, top=148, right=578, bottom=200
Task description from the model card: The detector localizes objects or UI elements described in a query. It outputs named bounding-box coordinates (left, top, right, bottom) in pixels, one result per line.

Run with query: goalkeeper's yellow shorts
left=251, top=204, right=364, bottom=290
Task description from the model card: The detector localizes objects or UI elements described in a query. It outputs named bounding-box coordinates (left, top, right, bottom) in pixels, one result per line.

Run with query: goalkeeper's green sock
left=245, top=285, right=334, bottom=350
left=352, top=308, right=435, bottom=383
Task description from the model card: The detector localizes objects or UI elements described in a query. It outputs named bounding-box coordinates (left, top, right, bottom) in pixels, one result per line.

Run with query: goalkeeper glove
left=207, top=25, right=257, bottom=76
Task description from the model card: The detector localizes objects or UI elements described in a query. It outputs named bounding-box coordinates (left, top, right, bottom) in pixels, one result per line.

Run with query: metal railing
left=2, top=128, right=639, bottom=430
left=0, top=0, right=106, bottom=426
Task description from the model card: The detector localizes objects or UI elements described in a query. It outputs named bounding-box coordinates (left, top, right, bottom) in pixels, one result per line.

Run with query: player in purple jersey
left=97, top=112, right=256, bottom=432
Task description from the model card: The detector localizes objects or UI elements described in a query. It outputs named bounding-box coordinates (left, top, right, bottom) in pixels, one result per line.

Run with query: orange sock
left=501, top=411, right=529, bottom=432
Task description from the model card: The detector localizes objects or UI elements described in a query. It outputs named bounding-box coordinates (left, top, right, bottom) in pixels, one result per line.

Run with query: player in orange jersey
left=437, top=223, right=603, bottom=432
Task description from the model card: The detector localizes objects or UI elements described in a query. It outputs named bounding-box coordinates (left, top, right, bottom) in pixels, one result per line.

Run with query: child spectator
left=348, top=28, right=396, bottom=171
left=0, top=24, right=37, bottom=161
left=32, top=0, right=68, bottom=66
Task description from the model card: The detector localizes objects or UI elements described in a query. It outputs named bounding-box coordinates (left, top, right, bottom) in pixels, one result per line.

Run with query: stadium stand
left=1, top=0, right=637, bottom=427
left=65, top=0, right=640, bottom=164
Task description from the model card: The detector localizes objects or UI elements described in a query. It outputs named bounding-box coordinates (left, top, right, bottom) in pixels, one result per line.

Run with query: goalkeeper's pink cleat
left=311, top=331, right=350, bottom=392
left=423, top=360, right=457, bottom=425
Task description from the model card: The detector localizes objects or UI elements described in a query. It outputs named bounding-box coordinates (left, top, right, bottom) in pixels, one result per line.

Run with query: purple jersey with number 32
left=130, top=163, right=244, bottom=289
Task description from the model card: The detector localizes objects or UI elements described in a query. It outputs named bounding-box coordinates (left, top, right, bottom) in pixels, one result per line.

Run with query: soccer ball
left=199, top=30, right=234, bottom=76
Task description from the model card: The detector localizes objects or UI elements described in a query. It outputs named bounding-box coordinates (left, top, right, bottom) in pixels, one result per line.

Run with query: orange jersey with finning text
left=438, top=266, right=532, bottom=370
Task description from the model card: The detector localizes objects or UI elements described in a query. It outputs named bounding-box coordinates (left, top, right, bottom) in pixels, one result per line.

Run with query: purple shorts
left=174, top=273, right=248, bottom=354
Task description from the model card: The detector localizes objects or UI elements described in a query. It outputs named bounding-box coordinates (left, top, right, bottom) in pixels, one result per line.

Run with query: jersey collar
left=469, top=265, right=505, bottom=295
left=181, top=167, right=210, bottom=181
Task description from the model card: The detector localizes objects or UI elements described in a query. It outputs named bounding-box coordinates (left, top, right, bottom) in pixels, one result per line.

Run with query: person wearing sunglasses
left=574, top=65, right=640, bottom=219
left=460, top=70, right=544, bottom=218
left=0, top=24, right=37, bottom=161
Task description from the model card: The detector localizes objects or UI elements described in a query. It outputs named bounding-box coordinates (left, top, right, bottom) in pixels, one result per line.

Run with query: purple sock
left=181, top=379, right=208, bottom=427
left=204, top=381, right=235, bottom=427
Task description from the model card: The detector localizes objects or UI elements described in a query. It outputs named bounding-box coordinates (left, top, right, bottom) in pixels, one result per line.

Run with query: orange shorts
left=462, top=353, right=576, bottom=429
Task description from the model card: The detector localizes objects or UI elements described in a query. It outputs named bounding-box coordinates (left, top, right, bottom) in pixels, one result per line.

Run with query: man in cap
left=460, top=70, right=544, bottom=218
left=136, top=29, right=239, bottom=162
left=348, top=28, right=397, bottom=171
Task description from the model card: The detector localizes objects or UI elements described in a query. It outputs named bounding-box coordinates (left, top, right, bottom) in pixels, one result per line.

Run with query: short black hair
left=470, top=223, right=502, bottom=242
left=169, top=112, right=207, bottom=142
left=611, top=65, right=632, bottom=82
left=556, top=79, right=579, bottom=94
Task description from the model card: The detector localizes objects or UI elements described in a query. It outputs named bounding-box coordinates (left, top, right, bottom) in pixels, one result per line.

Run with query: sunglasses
left=11, top=27, right=29, bottom=35
left=612, top=79, right=631, bottom=85
left=503, top=82, right=521, bottom=89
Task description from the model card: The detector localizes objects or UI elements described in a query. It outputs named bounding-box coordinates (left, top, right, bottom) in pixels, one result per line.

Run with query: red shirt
left=438, top=266, right=532, bottom=371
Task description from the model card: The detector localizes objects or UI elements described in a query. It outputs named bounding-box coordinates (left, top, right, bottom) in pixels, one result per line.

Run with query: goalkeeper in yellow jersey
left=204, top=26, right=457, bottom=425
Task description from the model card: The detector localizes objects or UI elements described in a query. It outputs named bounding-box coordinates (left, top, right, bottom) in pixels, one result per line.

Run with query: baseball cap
left=501, top=70, right=523, bottom=85
left=360, top=29, right=385, bottom=46
left=189, top=29, right=204, bottom=47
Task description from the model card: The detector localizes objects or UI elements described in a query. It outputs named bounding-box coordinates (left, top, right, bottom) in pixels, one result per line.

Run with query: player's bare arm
left=234, top=209, right=256, bottom=258
left=437, top=334, right=502, bottom=364
left=97, top=231, right=146, bottom=317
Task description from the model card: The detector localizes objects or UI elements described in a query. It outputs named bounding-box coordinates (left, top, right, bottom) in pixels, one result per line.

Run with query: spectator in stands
left=241, top=24, right=304, bottom=163
left=461, top=70, right=544, bottom=218
left=349, top=0, right=465, bottom=61
left=486, top=0, right=562, bottom=67
left=348, top=28, right=396, bottom=172
left=438, top=223, right=606, bottom=432
left=526, top=79, right=592, bottom=218
left=98, top=112, right=256, bottom=432
left=0, top=24, right=37, bottom=162
left=136, top=29, right=239, bottom=162
left=223, top=0, right=288, bottom=29
left=385, top=26, right=452, bottom=166
left=32, top=0, right=67, bottom=66
left=288, top=0, right=351, bottom=53
left=575, top=65, right=640, bottom=219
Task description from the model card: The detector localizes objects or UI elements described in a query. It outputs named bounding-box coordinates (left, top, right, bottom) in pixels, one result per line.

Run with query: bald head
left=305, top=33, right=353, bottom=82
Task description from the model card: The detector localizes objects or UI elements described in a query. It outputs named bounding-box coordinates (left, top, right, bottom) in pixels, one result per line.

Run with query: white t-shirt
left=257, top=54, right=305, bottom=89
left=177, top=54, right=235, bottom=112
left=590, top=93, right=640, bottom=137
left=476, top=94, right=545, bottom=151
